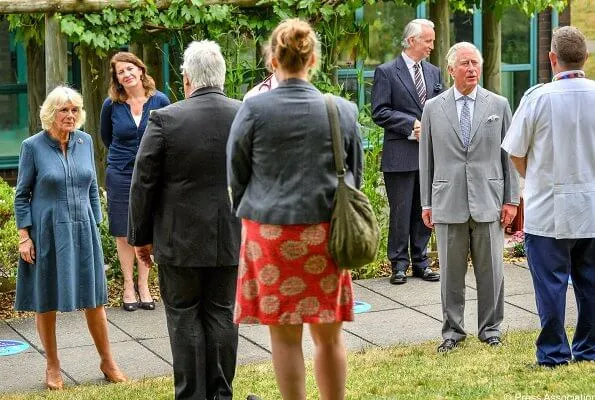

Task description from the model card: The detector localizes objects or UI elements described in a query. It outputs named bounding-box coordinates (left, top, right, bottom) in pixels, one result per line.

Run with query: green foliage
left=353, top=107, right=389, bottom=279
left=0, top=178, right=18, bottom=281
left=6, top=14, right=44, bottom=45
left=469, top=0, right=567, bottom=18
left=6, top=0, right=373, bottom=97
left=98, top=188, right=122, bottom=282
left=511, top=241, right=526, bottom=257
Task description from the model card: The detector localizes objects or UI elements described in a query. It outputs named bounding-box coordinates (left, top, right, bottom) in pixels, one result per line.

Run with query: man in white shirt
left=502, top=26, right=595, bottom=367
left=243, top=74, right=278, bottom=100
left=419, top=42, right=520, bottom=352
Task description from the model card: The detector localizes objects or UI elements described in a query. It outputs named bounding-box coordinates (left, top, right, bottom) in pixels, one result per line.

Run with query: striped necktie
left=460, top=96, right=471, bottom=149
left=413, top=63, right=426, bottom=106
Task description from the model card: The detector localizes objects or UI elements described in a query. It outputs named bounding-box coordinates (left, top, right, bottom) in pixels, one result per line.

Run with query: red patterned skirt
left=234, top=219, right=354, bottom=325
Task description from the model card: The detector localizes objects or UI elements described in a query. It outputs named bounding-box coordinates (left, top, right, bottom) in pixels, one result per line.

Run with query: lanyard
left=552, top=70, right=586, bottom=81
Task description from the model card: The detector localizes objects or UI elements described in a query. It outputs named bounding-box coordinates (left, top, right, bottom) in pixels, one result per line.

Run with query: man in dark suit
left=371, top=19, right=443, bottom=285
left=128, top=40, right=241, bottom=400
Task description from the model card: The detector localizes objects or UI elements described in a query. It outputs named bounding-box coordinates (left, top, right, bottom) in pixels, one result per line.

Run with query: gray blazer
left=128, top=87, right=242, bottom=267
left=419, top=86, right=520, bottom=223
left=227, top=78, right=363, bottom=225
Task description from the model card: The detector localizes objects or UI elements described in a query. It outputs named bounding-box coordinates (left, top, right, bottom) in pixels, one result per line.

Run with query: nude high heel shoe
left=100, top=365, right=128, bottom=383
left=45, top=369, right=64, bottom=390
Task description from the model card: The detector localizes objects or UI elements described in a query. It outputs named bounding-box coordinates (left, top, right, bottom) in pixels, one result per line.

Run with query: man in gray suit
left=128, top=41, right=241, bottom=399
left=419, top=42, right=520, bottom=352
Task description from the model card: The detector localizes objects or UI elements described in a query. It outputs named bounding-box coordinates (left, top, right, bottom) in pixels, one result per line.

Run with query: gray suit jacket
left=227, top=78, right=363, bottom=225
left=128, top=87, right=242, bottom=267
left=419, top=86, right=520, bottom=223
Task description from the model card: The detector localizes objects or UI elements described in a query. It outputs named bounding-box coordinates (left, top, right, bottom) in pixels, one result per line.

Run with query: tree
left=474, top=0, right=566, bottom=93
left=6, top=0, right=371, bottom=184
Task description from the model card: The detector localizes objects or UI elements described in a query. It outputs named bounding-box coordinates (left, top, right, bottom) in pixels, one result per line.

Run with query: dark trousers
left=525, top=234, right=595, bottom=365
left=158, top=265, right=239, bottom=400
left=384, top=171, right=432, bottom=273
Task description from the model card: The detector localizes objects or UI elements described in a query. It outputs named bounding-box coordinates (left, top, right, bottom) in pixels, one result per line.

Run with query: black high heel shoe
left=135, top=282, right=155, bottom=311
left=122, top=286, right=138, bottom=312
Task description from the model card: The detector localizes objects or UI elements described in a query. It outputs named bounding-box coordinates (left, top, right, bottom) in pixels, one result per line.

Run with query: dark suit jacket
left=128, top=87, right=241, bottom=267
left=371, top=55, right=443, bottom=172
left=227, top=78, right=363, bottom=225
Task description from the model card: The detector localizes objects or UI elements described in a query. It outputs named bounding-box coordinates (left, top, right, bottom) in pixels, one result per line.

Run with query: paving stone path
left=0, top=262, right=578, bottom=394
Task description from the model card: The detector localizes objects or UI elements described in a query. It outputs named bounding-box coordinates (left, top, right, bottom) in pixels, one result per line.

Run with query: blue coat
left=100, top=91, right=170, bottom=170
left=13, top=130, right=106, bottom=312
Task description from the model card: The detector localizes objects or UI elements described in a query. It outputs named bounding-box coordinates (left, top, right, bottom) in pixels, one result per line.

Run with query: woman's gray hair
left=446, top=42, right=483, bottom=67
left=401, top=19, right=435, bottom=48
left=40, top=85, right=86, bottom=131
left=181, top=40, right=226, bottom=90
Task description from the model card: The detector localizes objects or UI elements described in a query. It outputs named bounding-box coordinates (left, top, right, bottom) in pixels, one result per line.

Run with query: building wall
left=538, top=5, right=572, bottom=83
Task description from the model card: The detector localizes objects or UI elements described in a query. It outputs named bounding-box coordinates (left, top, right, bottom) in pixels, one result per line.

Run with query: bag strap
left=324, top=94, right=346, bottom=178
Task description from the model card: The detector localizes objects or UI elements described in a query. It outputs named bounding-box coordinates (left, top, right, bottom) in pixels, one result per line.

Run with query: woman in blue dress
left=15, top=86, right=127, bottom=390
left=100, top=52, right=169, bottom=311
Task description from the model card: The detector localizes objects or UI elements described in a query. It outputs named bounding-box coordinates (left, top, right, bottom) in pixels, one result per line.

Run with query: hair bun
left=267, top=18, right=319, bottom=74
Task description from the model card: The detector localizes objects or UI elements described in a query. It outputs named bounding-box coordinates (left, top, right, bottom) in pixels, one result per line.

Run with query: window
left=364, top=1, right=416, bottom=67
left=0, top=21, right=28, bottom=168
left=451, top=10, right=474, bottom=44
left=500, top=8, right=536, bottom=111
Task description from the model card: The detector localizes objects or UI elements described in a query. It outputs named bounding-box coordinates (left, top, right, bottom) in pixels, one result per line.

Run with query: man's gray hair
left=181, top=40, right=226, bottom=90
left=401, top=19, right=435, bottom=48
left=446, top=42, right=483, bottom=67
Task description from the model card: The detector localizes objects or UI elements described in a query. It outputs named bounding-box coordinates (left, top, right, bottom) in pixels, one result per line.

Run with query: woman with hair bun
left=228, top=18, right=362, bottom=400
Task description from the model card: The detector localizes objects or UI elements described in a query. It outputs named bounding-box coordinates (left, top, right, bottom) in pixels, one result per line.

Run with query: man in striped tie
left=371, top=19, right=444, bottom=286
left=419, top=42, right=520, bottom=352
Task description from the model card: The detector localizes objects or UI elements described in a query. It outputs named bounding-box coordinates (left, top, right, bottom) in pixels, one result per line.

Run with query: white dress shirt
left=453, top=86, right=478, bottom=123
left=401, top=52, right=426, bottom=86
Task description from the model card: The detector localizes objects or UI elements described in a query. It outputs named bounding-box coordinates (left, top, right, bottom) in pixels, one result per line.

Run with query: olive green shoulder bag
left=324, top=94, right=380, bottom=270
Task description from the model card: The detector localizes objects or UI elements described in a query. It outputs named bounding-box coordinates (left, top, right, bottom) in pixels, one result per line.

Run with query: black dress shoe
left=412, top=267, right=440, bottom=282
left=389, top=271, right=407, bottom=285
left=485, top=336, right=502, bottom=347
left=437, top=338, right=460, bottom=353
left=247, top=395, right=263, bottom=400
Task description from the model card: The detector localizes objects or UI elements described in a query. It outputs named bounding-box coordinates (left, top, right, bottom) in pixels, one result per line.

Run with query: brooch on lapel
left=77, top=138, right=83, bottom=144
left=433, top=83, right=443, bottom=93
left=487, top=114, right=500, bottom=122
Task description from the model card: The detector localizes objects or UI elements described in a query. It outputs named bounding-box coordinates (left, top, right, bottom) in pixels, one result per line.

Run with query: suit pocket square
left=487, top=114, right=500, bottom=122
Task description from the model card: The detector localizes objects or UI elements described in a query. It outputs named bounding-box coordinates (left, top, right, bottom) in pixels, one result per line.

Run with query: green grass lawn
left=572, top=0, right=595, bottom=78
left=2, top=329, right=594, bottom=400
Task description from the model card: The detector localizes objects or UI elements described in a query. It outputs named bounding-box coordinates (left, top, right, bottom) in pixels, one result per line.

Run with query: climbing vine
left=6, top=0, right=376, bottom=95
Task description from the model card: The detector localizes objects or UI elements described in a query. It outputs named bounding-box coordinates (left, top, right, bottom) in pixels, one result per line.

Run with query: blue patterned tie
left=460, top=96, right=471, bottom=149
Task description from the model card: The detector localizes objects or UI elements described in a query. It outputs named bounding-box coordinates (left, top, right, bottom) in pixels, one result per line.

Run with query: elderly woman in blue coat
left=14, top=86, right=127, bottom=390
